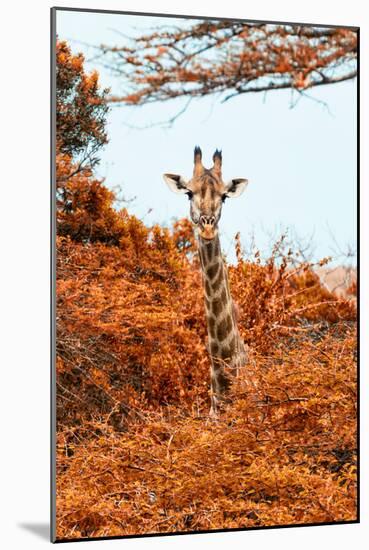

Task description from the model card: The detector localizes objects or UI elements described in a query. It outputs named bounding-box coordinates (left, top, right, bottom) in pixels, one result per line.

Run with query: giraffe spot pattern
left=226, top=313, right=233, bottom=333
left=205, top=279, right=211, bottom=298
left=220, top=287, right=227, bottom=306
left=216, top=318, right=228, bottom=341
left=207, top=263, right=219, bottom=281
left=212, top=267, right=224, bottom=293
left=206, top=242, right=213, bottom=262
left=216, top=368, right=231, bottom=392
left=210, top=341, right=219, bottom=355
left=229, top=335, right=237, bottom=354
left=208, top=316, right=216, bottom=338
left=198, top=235, right=245, bottom=406
left=211, top=298, right=223, bottom=317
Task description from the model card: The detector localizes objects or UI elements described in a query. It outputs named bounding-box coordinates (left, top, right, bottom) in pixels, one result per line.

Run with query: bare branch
left=94, top=21, right=357, bottom=111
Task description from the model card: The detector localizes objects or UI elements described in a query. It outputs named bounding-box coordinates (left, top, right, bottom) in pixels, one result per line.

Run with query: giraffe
left=163, top=146, right=248, bottom=416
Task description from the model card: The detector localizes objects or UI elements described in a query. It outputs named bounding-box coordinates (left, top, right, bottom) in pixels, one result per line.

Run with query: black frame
left=51, top=6, right=360, bottom=543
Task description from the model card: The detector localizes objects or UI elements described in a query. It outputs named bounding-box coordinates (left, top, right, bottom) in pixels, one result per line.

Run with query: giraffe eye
left=221, top=194, right=227, bottom=203
left=186, top=191, right=193, bottom=200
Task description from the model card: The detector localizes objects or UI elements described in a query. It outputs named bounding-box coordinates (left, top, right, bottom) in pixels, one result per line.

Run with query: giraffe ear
left=163, top=173, right=191, bottom=194
left=224, top=178, right=248, bottom=198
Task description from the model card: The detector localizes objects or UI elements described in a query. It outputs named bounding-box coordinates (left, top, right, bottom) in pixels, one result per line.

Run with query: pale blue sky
left=56, top=9, right=357, bottom=265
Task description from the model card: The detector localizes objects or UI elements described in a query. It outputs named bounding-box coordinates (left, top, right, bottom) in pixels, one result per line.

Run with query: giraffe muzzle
left=199, top=215, right=217, bottom=240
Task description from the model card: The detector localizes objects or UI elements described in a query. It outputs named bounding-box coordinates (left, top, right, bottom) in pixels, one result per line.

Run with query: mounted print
left=51, top=7, right=359, bottom=543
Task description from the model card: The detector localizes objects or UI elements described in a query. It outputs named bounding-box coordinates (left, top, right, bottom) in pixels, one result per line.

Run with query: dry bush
left=56, top=216, right=209, bottom=435
left=56, top=210, right=357, bottom=540
left=55, top=39, right=357, bottom=540
left=56, top=324, right=356, bottom=538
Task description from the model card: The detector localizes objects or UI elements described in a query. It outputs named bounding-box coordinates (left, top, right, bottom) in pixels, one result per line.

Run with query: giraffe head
left=163, top=146, right=248, bottom=240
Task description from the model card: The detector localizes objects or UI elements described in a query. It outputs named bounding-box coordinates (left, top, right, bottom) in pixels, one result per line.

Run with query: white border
left=1, top=1, right=366, bottom=548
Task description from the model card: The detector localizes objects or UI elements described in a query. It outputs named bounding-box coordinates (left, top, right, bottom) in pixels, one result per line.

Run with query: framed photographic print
left=51, top=6, right=359, bottom=543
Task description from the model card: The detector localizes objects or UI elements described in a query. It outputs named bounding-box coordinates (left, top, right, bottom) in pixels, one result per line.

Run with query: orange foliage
left=56, top=188, right=357, bottom=539
left=100, top=22, right=357, bottom=106
left=55, top=39, right=357, bottom=542
left=56, top=40, right=108, bottom=160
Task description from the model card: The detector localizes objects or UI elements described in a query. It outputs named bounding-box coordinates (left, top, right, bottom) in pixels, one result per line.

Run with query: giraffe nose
left=200, top=215, right=215, bottom=227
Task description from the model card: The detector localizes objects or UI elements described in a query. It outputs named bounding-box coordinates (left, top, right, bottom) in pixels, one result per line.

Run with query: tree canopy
left=96, top=21, right=357, bottom=107
left=56, top=40, right=109, bottom=170
left=56, top=40, right=114, bottom=229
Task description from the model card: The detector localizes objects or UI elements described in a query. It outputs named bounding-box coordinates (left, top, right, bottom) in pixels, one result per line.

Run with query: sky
left=56, top=9, right=357, bottom=265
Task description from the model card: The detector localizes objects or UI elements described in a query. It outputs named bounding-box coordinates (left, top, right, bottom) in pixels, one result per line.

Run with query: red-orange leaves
left=56, top=40, right=109, bottom=167
left=55, top=39, right=357, bottom=541
left=56, top=220, right=357, bottom=539
left=96, top=23, right=357, bottom=106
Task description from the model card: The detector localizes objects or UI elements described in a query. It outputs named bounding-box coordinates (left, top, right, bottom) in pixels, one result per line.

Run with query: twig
left=128, top=464, right=169, bottom=478
left=256, top=397, right=309, bottom=407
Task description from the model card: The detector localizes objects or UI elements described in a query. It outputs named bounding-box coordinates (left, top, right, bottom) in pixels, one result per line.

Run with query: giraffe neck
left=197, top=234, right=244, bottom=373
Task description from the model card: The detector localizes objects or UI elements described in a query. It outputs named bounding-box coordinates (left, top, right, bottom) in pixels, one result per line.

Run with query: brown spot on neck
left=211, top=266, right=224, bottom=293
left=211, top=298, right=223, bottom=318
left=207, top=263, right=219, bottom=281
left=216, top=317, right=229, bottom=342
left=210, top=341, right=219, bottom=355
left=208, top=316, right=216, bottom=338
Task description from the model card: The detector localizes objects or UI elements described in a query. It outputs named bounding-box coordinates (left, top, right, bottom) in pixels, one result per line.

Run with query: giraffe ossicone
left=163, top=146, right=248, bottom=416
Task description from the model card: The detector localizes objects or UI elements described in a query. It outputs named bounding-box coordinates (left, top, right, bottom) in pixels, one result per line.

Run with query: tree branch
left=94, top=21, right=357, bottom=113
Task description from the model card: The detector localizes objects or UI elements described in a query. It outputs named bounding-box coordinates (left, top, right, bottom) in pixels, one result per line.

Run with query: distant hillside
left=316, top=266, right=357, bottom=298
